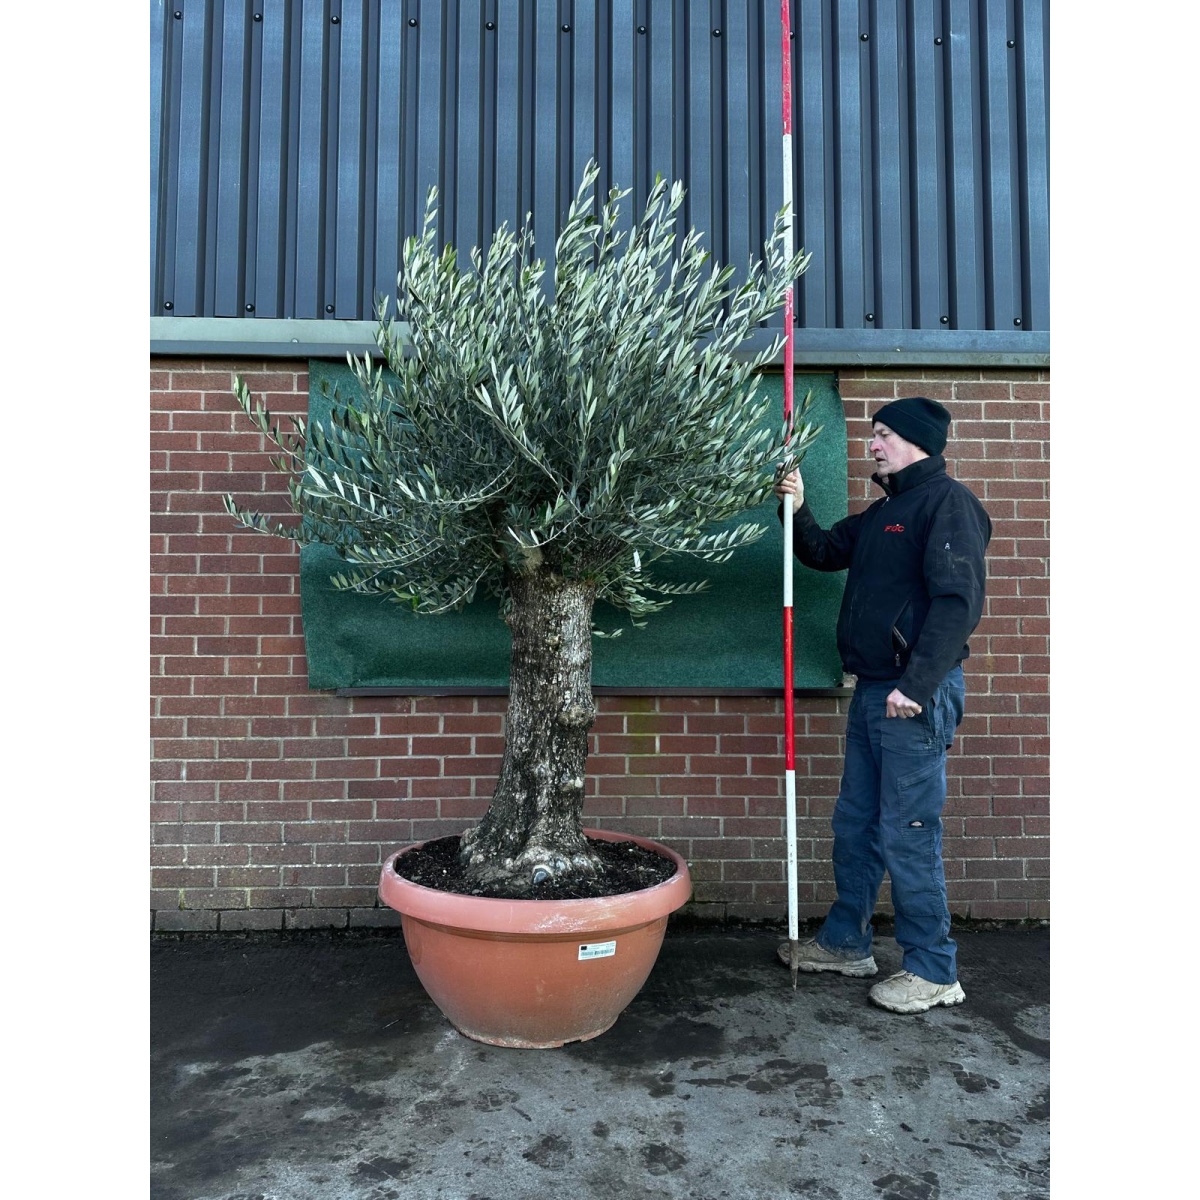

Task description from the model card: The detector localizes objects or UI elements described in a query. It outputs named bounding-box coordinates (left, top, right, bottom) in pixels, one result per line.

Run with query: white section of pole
left=783, top=492, right=794, bottom=607
left=785, top=769, right=798, bottom=941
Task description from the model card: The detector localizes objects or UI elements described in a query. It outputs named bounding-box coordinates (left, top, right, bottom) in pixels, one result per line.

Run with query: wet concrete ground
left=151, top=926, right=1048, bottom=1200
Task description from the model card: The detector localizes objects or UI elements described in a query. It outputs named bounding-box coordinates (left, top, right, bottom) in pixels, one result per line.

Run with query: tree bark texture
left=459, top=569, right=601, bottom=893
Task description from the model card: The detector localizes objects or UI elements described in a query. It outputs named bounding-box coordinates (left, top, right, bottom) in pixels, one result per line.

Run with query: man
left=774, top=395, right=991, bottom=1014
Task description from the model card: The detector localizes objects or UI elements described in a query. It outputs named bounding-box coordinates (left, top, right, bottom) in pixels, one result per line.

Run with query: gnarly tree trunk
left=459, top=568, right=602, bottom=894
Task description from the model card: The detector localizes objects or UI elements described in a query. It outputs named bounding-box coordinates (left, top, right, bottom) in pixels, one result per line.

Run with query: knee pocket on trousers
left=888, top=825, right=944, bottom=916
left=885, top=758, right=946, bottom=917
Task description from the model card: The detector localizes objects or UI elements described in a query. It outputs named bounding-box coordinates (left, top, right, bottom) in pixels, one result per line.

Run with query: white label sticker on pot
left=578, top=940, right=617, bottom=961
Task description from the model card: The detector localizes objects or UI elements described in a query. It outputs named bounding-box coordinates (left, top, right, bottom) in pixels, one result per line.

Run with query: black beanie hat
left=870, top=396, right=952, bottom=456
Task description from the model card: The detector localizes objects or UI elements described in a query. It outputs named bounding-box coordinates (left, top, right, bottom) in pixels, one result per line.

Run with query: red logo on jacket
left=884, top=523, right=905, bottom=533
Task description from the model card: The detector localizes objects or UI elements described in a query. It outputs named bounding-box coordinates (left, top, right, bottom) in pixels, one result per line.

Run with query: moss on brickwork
left=626, top=711, right=674, bottom=736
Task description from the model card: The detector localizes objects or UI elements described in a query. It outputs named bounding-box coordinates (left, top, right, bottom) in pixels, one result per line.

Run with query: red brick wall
left=151, top=359, right=1049, bottom=930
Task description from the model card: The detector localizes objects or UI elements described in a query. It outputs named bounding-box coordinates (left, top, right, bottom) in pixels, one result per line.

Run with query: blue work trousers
left=816, top=667, right=966, bottom=984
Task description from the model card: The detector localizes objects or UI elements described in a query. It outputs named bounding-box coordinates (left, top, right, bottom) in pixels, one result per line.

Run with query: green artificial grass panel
left=300, top=362, right=847, bottom=690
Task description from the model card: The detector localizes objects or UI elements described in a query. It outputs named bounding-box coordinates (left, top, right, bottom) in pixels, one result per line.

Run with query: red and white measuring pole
left=779, top=0, right=800, bottom=978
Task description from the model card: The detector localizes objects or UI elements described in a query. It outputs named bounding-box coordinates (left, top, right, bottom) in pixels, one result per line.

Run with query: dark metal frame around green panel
left=298, top=363, right=848, bottom=694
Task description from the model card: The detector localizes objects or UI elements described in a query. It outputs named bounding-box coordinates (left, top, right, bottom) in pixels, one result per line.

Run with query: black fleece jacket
left=785, top=456, right=992, bottom=706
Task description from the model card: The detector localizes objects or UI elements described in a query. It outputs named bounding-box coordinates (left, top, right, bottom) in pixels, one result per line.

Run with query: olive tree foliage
left=226, top=161, right=819, bottom=630
left=227, top=162, right=819, bottom=892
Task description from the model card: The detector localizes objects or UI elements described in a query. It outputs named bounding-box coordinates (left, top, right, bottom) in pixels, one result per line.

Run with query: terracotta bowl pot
left=378, top=828, right=692, bottom=1048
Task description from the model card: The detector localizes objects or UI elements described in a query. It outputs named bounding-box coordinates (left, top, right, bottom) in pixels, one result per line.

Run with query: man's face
left=869, top=423, right=927, bottom=479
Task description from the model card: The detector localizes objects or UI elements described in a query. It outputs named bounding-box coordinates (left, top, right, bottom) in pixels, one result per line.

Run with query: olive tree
left=227, top=161, right=818, bottom=896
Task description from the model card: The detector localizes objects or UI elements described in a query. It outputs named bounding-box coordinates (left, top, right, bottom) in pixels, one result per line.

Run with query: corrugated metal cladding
left=151, top=0, right=1048, bottom=350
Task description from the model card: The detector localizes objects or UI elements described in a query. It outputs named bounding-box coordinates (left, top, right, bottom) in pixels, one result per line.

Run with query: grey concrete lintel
left=151, top=318, right=1048, bottom=369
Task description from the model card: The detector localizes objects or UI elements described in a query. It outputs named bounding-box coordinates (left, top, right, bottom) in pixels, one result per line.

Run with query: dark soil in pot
left=394, top=835, right=678, bottom=901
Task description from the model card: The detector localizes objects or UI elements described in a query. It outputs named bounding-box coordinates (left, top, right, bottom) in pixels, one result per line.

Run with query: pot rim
left=378, top=827, right=692, bottom=935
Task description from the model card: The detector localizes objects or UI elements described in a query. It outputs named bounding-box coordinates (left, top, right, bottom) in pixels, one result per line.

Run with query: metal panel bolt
left=1007, top=39, right=1016, bottom=48
left=561, top=24, right=570, bottom=33
left=163, top=301, right=174, bottom=310
left=860, top=32, right=869, bottom=41
left=637, top=26, right=646, bottom=34
left=486, top=21, right=495, bottom=30
left=245, top=304, right=255, bottom=312
left=713, top=28, right=721, bottom=36
left=408, top=18, right=417, bottom=27
left=934, top=36, right=943, bottom=45
left=173, top=10, right=182, bottom=18
left=326, top=304, right=335, bottom=313
left=331, top=15, right=340, bottom=24
left=253, top=12, right=262, bottom=21
left=865, top=313, right=874, bottom=322
left=940, top=315, right=949, bottom=324
left=1013, top=317, right=1022, bottom=326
